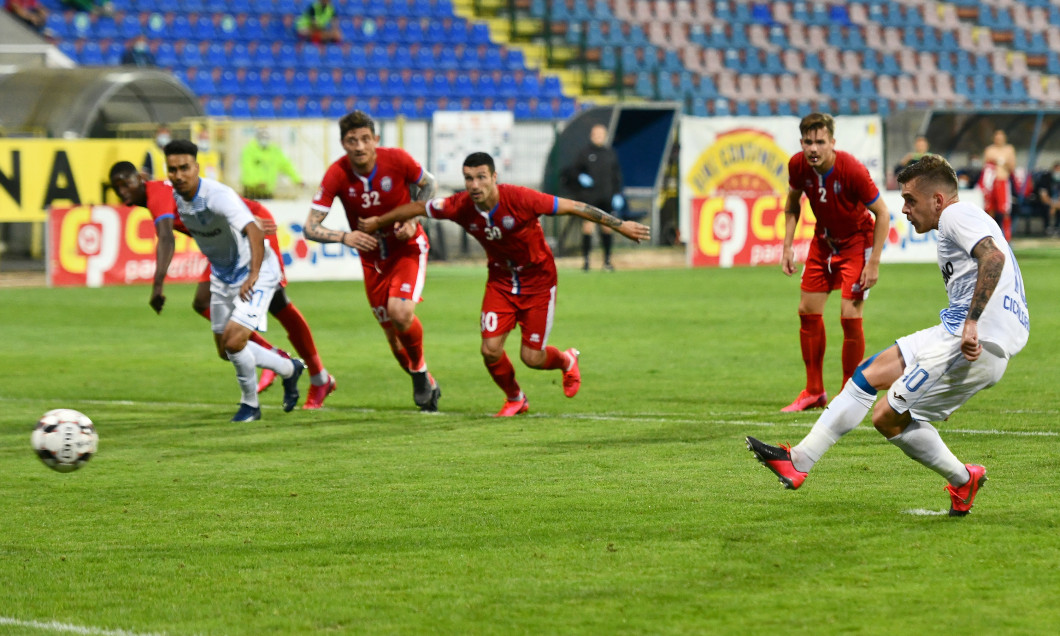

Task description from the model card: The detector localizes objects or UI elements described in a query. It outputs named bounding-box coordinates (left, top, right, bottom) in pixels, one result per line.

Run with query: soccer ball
left=31, top=409, right=98, bottom=473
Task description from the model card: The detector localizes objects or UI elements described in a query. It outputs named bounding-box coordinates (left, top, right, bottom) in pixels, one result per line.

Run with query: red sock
left=396, top=316, right=425, bottom=372
left=1002, top=213, right=1012, bottom=241
left=485, top=352, right=521, bottom=399
left=275, top=303, right=323, bottom=376
left=840, top=317, right=865, bottom=390
left=799, top=313, right=826, bottom=395
left=390, top=344, right=412, bottom=372
left=540, top=346, right=568, bottom=371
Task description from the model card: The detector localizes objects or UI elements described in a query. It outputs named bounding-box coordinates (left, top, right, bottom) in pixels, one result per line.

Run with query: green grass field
left=2, top=249, right=1058, bottom=635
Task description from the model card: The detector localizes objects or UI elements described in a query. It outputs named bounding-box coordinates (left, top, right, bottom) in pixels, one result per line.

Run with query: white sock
left=791, top=380, right=877, bottom=472
left=310, top=370, right=330, bottom=386
left=227, top=347, right=259, bottom=407
left=246, top=341, right=295, bottom=378
left=888, top=420, right=970, bottom=486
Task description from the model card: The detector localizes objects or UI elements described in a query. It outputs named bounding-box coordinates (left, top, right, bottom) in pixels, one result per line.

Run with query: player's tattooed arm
left=573, top=202, right=623, bottom=229
left=304, top=209, right=378, bottom=251
left=967, top=237, right=1006, bottom=321
left=414, top=170, right=438, bottom=201
left=303, top=210, right=347, bottom=243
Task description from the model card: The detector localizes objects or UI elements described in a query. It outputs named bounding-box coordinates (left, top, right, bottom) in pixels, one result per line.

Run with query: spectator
left=1034, top=161, right=1060, bottom=236
left=955, top=152, right=982, bottom=189
left=895, top=135, right=929, bottom=173
left=240, top=127, right=304, bottom=200
left=5, top=0, right=48, bottom=34
left=562, top=123, right=624, bottom=271
left=61, top=0, right=113, bottom=15
left=121, top=35, right=156, bottom=67
left=296, top=0, right=341, bottom=44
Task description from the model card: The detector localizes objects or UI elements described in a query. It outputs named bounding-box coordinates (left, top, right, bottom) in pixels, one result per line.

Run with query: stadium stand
left=31, top=0, right=1060, bottom=119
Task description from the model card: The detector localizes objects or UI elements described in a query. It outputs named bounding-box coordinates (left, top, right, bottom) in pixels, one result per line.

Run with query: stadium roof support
left=0, top=67, right=202, bottom=139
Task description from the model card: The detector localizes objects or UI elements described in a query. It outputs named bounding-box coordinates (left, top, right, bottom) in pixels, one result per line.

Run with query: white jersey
left=173, top=177, right=278, bottom=285
left=936, top=200, right=1029, bottom=358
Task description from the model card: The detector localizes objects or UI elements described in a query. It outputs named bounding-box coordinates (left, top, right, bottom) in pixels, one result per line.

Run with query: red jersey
left=426, top=184, right=559, bottom=295
left=144, top=180, right=187, bottom=234
left=788, top=150, right=879, bottom=243
left=311, top=146, right=426, bottom=268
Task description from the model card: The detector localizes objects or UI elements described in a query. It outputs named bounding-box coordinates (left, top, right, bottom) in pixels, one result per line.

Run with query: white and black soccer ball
left=31, top=409, right=98, bottom=473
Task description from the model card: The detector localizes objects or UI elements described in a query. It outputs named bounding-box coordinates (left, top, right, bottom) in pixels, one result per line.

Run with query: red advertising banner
left=48, top=205, right=207, bottom=288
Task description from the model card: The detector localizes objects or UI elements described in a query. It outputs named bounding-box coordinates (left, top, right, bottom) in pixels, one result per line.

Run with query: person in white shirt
left=746, top=154, right=1029, bottom=516
left=164, top=140, right=305, bottom=421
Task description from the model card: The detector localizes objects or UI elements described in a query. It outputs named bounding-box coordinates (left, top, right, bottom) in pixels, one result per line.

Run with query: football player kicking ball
left=303, top=110, right=441, bottom=411
left=160, top=140, right=308, bottom=421
left=747, top=155, right=1029, bottom=516
left=360, top=152, right=651, bottom=416
left=108, top=162, right=336, bottom=410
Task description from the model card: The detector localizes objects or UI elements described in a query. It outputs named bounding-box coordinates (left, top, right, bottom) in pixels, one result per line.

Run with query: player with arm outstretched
left=780, top=112, right=890, bottom=413
left=748, top=154, right=1030, bottom=516
left=360, top=152, right=650, bottom=416
left=109, top=162, right=336, bottom=409
left=161, top=140, right=307, bottom=421
left=302, top=110, right=441, bottom=411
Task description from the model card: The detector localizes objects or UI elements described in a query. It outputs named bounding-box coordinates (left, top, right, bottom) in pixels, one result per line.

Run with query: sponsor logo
left=892, top=392, right=906, bottom=403
left=400, top=283, right=411, bottom=292
left=529, top=333, right=541, bottom=343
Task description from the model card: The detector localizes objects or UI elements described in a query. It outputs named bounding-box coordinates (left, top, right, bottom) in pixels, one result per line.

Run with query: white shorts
left=209, top=256, right=282, bottom=334
left=888, top=323, right=1008, bottom=422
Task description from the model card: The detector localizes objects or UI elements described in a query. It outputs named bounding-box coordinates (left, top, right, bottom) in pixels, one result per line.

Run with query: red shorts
left=983, top=179, right=1011, bottom=215
left=480, top=283, right=556, bottom=350
left=196, top=233, right=287, bottom=285
left=363, top=236, right=428, bottom=326
left=800, top=237, right=870, bottom=301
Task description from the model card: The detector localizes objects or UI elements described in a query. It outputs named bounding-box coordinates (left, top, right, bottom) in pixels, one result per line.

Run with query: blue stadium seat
left=241, top=16, right=266, bottom=42
left=518, top=74, right=540, bottom=97
left=250, top=42, right=275, bottom=68
left=263, top=71, right=288, bottom=97
left=363, top=72, right=382, bottom=94
left=365, top=46, right=387, bottom=67
left=45, top=13, right=70, bottom=39
left=79, top=41, right=105, bottom=65
left=476, top=74, right=497, bottom=98
left=204, top=97, right=226, bottom=117
left=541, top=75, right=563, bottom=98
left=179, top=42, right=204, bottom=67
left=754, top=101, right=774, bottom=116
left=204, top=0, right=227, bottom=12
left=314, top=70, right=338, bottom=97
left=277, top=43, right=297, bottom=68
left=413, top=46, right=434, bottom=69
left=231, top=98, right=252, bottom=118
left=182, top=0, right=206, bottom=12
left=776, top=101, right=793, bottom=116
left=301, top=99, right=324, bottom=117
left=194, top=15, right=217, bottom=40
left=478, top=46, right=503, bottom=71
left=104, top=42, right=124, bottom=65
left=385, top=72, right=405, bottom=96
left=239, top=69, right=265, bottom=96
left=347, top=45, right=368, bottom=67
left=428, top=74, right=449, bottom=97
left=504, top=49, right=525, bottom=71
left=327, top=98, right=348, bottom=118
left=376, top=100, right=396, bottom=119
left=323, top=44, right=345, bottom=67
left=204, top=42, right=226, bottom=67
left=230, top=43, right=252, bottom=68
left=735, top=101, right=752, bottom=116
left=407, top=73, right=429, bottom=97
left=155, top=42, right=178, bottom=67
left=393, top=45, right=414, bottom=69
left=94, top=15, right=119, bottom=39
left=171, top=15, right=191, bottom=38
left=188, top=68, right=217, bottom=96
left=558, top=99, right=576, bottom=119
left=513, top=101, right=532, bottom=119
left=533, top=101, right=555, bottom=119
left=300, top=45, right=323, bottom=68
left=70, top=12, right=91, bottom=39
left=279, top=99, right=299, bottom=118
left=437, top=47, right=459, bottom=70
left=453, top=73, right=474, bottom=97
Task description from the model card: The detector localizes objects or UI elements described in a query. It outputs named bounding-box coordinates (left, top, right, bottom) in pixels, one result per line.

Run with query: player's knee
left=871, top=400, right=903, bottom=438
left=520, top=349, right=545, bottom=368
left=480, top=344, right=503, bottom=364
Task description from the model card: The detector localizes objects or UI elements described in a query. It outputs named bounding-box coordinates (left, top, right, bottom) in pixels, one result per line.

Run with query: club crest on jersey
left=501, top=215, right=515, bottom=230
left=833, top=181, right=842, bottom=194
left=381, top=176, right=393, bottom=192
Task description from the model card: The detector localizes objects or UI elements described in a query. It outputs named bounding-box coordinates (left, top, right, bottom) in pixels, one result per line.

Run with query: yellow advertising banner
left=0, top=139, right=158, bottom=222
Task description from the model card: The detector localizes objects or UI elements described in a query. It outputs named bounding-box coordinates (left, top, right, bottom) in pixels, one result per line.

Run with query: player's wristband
left=342, top=232, right=348, bottom=244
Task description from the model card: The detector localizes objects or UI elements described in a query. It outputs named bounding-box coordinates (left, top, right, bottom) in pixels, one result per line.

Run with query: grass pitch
left=1, top=249, right=1059, bottom=635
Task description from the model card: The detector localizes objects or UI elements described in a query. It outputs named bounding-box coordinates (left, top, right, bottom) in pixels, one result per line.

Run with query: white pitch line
left=0, top=617, right=173, bottom=636
left=901, top=509, right=950, bottom=516
left=2, top=395, right=1057, bottom=437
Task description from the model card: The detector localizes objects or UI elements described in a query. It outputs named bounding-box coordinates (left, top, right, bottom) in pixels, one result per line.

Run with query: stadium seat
left=103, top=41, right=124, bottom=65
left=327, top=98, right=349, bottom=118
left=204, top=97, right=226, bottom=117
left=230, top=98, right=252, bottom=118
left=376, top=100, right=396, bottom=119
left=254, top=98, right=276, bottom=118
left=301, top=99, right=324, bottom=118
left=279, top=99, right=300, bottom=118
left=79, top=41, right=105, bottom=66
left=204, top=43, right=227, bottom=67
